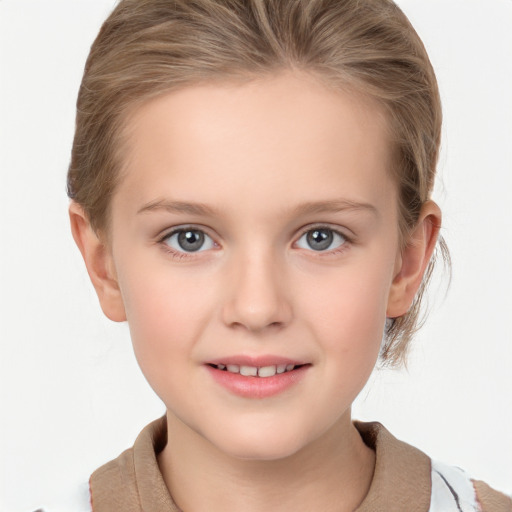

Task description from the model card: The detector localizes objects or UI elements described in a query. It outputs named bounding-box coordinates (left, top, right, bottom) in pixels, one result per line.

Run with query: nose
left=221, top=250, right=293, bottom=333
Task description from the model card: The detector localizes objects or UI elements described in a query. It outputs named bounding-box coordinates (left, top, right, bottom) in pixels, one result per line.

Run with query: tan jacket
left=89, top=417, right=511, bottom=511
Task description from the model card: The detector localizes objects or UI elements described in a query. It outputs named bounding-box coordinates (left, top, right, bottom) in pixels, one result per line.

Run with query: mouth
left=206, top=363, right=307, bottom=378
left=205, top=358, right=311, bottom=398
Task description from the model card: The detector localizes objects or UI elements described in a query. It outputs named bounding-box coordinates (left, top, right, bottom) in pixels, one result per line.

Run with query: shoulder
left=354, top=420, right=511, bottom=512
left=473, top=479, right=512, bottom=512
left=430, top=459, right=512, bottom=512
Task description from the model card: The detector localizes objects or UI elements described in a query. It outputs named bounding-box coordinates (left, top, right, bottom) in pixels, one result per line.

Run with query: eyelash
left=157, top=224, right=352, bottom=261
left=294, top=225, right=352, bottom=257
left=158, top=226, right=217, bottom=261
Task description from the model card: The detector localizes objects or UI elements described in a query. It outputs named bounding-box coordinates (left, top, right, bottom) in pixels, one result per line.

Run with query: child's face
left=101, top=73, right=404, bottom=459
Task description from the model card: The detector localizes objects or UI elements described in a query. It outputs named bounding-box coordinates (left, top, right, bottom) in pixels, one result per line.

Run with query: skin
left=70, top=71, right=440, bottom=511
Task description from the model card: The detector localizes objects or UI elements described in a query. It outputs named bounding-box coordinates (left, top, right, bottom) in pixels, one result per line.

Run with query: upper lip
left=206, top=355, right=309, bottom=367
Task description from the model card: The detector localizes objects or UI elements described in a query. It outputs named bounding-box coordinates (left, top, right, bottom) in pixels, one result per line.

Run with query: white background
left=1, top=0, right=511, bottom=510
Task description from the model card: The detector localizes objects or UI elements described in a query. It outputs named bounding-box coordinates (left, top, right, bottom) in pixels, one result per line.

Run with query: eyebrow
left=137, top=199, right=218, bottom=216
left=137, top=198, right=379, bottom=218
left=292, top=199, right=379, bottom=218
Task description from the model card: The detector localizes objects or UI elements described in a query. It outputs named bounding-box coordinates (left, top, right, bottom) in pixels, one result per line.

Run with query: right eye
left=295, top=227, right=347, bottom=252
left=162, top=228, right=215, bottom=253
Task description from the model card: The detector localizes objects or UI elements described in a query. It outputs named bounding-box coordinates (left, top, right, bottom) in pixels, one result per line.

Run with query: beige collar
left=354, top=421, right=431, bottom=511
left=90, top=416, right=432, bottom=511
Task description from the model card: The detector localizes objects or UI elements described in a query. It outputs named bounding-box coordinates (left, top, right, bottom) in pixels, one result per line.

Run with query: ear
left=386, top=200, right=441, bottom=318
left=69, top=202, right=126, bottom=322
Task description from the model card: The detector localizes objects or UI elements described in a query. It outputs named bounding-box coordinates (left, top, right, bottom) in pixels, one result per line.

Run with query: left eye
left=163, top=229, right=215, bottom=253
left=296, top=228, right=346, bottom=252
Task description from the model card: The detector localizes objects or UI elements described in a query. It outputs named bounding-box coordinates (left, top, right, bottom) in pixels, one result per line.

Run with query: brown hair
left=67, top=0, right=448, bottom=366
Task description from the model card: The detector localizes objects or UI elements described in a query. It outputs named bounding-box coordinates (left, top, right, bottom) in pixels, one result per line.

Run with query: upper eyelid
left=157, top=224, right=216, bottom=241
left=294, top=223, right=352, bottom=242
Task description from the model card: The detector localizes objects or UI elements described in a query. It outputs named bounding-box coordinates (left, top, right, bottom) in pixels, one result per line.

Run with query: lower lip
left=205, top=365, right=310, bottom=399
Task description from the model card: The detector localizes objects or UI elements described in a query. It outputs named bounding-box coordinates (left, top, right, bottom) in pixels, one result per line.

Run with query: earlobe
left=386, top=201, right=441, bottom=318
left=69, top=202, right=127, bottom=322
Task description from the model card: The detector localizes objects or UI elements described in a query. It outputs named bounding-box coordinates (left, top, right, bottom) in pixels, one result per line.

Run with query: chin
left=221, top=439, right=305, bottom=462
left=207, top=422, right=314, bottom=462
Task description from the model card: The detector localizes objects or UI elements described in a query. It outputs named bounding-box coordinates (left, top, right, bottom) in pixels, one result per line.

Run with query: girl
left=6, top=0, right=509, bottom=510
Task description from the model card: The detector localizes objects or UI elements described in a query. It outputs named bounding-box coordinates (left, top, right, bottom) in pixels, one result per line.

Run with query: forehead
left=115, top=72, right=395, bottom=219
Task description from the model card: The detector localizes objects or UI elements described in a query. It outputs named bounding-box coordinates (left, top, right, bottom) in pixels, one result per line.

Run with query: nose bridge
left=222, top=243, right=292, bottom=332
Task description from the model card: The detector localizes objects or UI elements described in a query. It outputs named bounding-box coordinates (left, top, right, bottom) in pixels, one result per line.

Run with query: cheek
left=297, top=258, right=392, bottom=355
left=116, top=263, right=214, bottom=377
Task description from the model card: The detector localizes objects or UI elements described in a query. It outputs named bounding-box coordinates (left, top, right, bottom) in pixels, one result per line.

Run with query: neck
left=157, top=409, right=375, bottom=512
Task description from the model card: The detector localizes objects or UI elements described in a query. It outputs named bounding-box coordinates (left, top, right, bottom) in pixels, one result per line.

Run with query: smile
left=208, top=363, right=300, bottom=378
left=205, top=359, right=311, bottom=399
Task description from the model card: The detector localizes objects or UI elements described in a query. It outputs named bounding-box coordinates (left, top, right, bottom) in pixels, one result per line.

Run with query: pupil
left=178, top=230, right=204, bottom=252
left=307, top=229, right=333, bottom=251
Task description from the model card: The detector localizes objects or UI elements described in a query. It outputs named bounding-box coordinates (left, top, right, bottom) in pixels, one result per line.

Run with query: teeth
left=258, top=366, right=277, bottom=378
left=217, top=363, right=298, bottom=377
left=240, top=365, right=258, bottom=376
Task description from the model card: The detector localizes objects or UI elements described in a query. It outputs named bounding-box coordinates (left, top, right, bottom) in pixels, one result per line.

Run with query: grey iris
left=307, top=229, right=333, bottom=251
left=178, top=230, right=205, bottom=252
